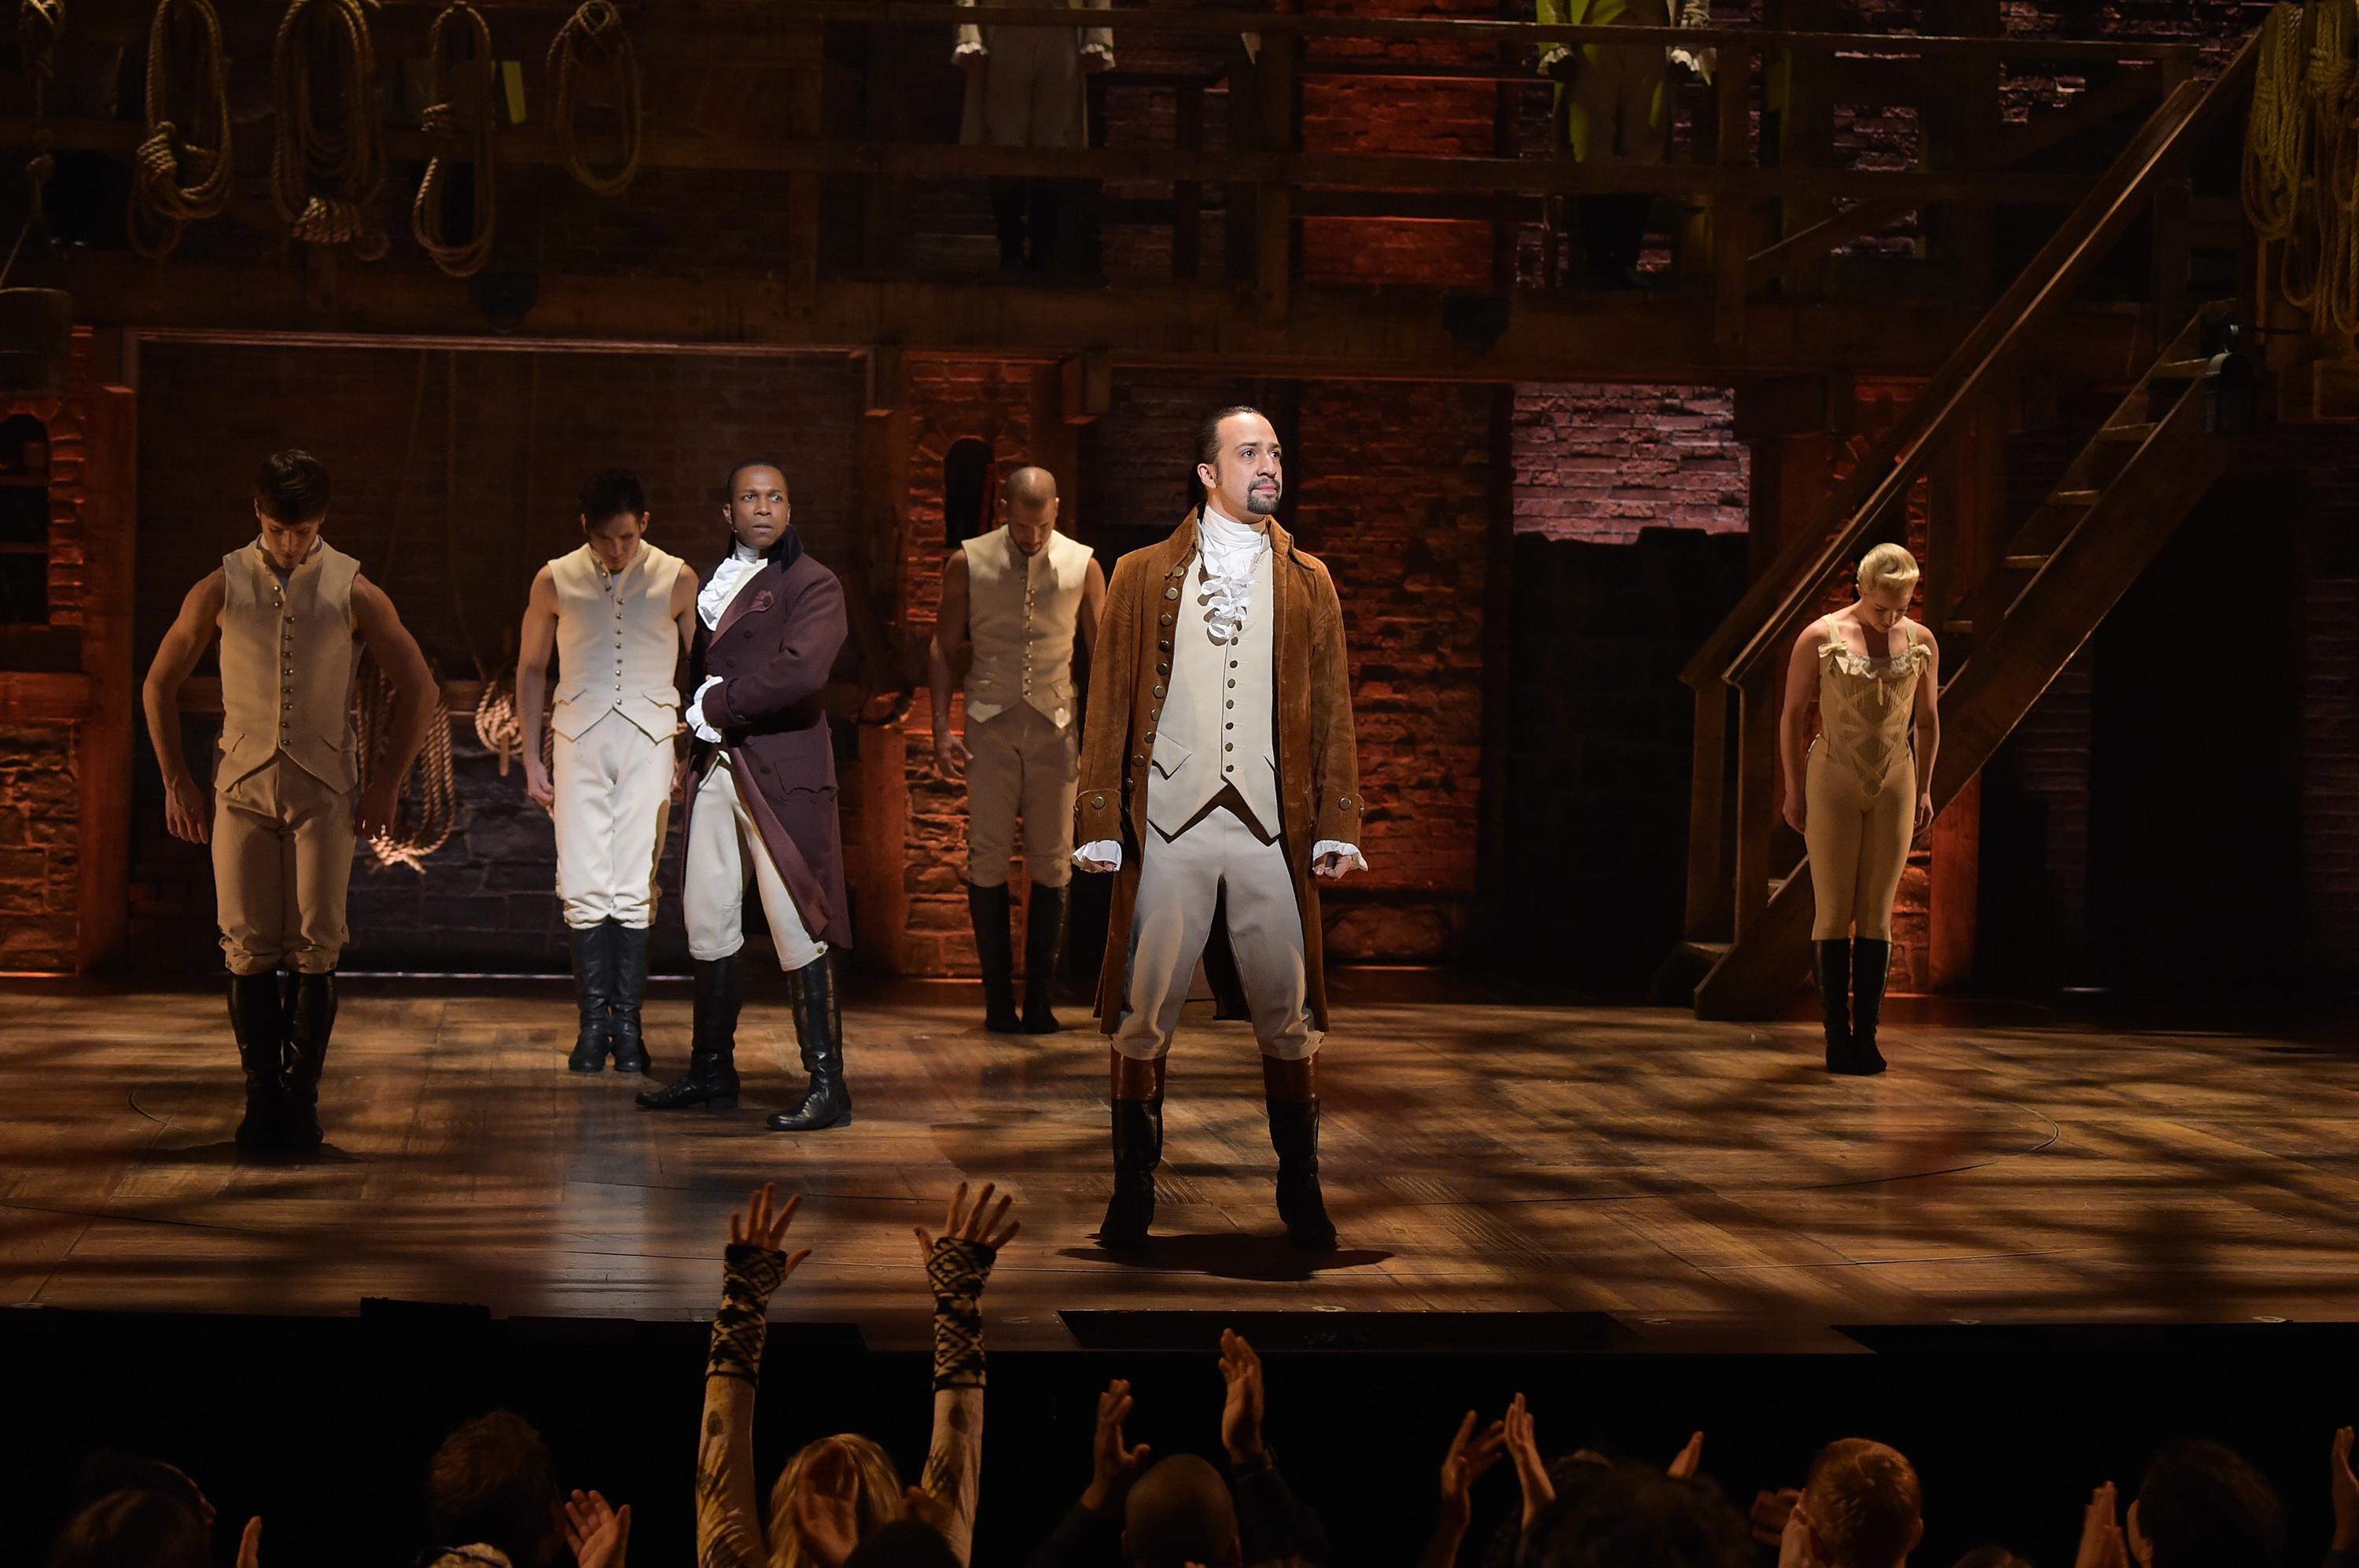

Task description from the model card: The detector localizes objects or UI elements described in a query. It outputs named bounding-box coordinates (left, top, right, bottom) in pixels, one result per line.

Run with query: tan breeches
left=1113, top=804, right=1318, bottom=1062
left=1804, top=740, right=1914, bottom=942
left=683, top=755, right=825, bottom=970
left=212, top=753, right=355, bottom=977
left=553, top=712, right=673, bottom=929
left=968, top=25, right=1086, bottom=147
left=964, top=702, right=1077, bottom=889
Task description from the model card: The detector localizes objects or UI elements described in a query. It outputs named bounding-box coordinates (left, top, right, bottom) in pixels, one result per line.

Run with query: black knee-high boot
left=567, top=921, right=617, bottom=1073
left=1849, top=939, right=1891, bottom=1075
left=769, top=951, right=852, bottom=1132
left=1020, top=882, right=1069, bottom=1034
left=967, top=883, right=1021, bottom=1032
left=609, top=923, right=651, bottom=1076
left=283, top=971, right=338, bottom=1150
left=1264, top=1056, right=1337, bottom=1249
left=639, top=953, right=742, bottom=1110
left=227, top=971, right=288, bottom=1149
left=1815, top=939, right=1853, bottom=1073
left=1099, top=1052, right=1164, bottom=1249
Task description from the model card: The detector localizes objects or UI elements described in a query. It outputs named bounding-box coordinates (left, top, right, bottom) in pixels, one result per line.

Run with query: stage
left=6, top=974, right=2358, bottom=1349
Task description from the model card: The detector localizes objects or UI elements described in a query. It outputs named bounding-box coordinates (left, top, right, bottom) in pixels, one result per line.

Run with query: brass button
left=1165, top=585, right=1179, bottom=600
left=1225, top=700, right=1233, bottom=709
left=1090, top=793, right=1105, bottom=808
left=1145, top=731, right=1156, bottom=742
left=1149, top=706, right=1160, bottom=720
left=1156, top=662, right=1168, bottom=675
left=1132, top=753, right=1144, bottom=765
left=1224, top=742, right=1233, bottom=752
left=1159, top=613, right=1172, bottom=626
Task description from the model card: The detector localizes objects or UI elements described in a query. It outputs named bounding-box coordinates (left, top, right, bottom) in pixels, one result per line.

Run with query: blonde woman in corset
left=1778, top=543, right=1941, bottom=1075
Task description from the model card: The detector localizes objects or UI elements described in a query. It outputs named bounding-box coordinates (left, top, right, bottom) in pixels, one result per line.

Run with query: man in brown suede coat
left=1073, top=407, right=1364, bottom=1249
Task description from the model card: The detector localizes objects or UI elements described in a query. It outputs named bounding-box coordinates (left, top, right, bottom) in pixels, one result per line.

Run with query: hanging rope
left=270, top=0, right=387, bottom=259
left=546, top=0, right=640, bottom=197
left=411, top=0, right=497, bottom=277
left=2244, top=3, right=2308, bottom=243
left=2243, top=0, right=2359, bottom=335
left=473, top=670, right=522, bottom=775
left=12, top=0, right=61, bottom=256
left=128, top=0, right=233, bottom=259
left=354, top=651, right=457, bottom=872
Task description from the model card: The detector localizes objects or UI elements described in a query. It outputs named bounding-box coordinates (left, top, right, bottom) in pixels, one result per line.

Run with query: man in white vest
left=142, top=451, right=438, bottom=1151
left=516, top=469, right=699, bottom=1076
left=954, top=0, right=1113, bottom=271
left=1073, top=408, right=1365, bottom=1250
left=927, top=466, right=1106, bottom=1033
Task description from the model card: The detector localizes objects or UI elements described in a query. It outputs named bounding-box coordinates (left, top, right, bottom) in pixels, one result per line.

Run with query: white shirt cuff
left=1075, top=839, right=1123, bottom=871
left=1312, top=840, right=1367, bottom=874
left=688, top=675, right=724, bottom=744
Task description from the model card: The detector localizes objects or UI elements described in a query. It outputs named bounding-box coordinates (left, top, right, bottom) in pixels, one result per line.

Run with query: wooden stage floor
left=7, top=974, right=2359, bottom=1349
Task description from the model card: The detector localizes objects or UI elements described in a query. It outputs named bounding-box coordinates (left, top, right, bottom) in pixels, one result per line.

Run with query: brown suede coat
left=1075, top=512, right=1364, bottom=1032
left=686, top=550, right=852, bottom=949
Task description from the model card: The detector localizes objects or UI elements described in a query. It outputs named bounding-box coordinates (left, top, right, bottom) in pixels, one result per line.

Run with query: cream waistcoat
left=550, top=542, right=684, bottom=742
left=962, top=525, right=1093, bottom=727
left=218, top=538, right=362, bottom=792
left=1147, top=547, right=1279, bottom=839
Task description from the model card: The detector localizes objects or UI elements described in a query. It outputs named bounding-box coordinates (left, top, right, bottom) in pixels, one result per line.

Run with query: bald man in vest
left=516, top=468, right=699, bottom=1077
left=143, top=450, right=438, bottom=1151
left=1073, top=408, right=1364, bottom=1250
left=928, top=466, right=1106, bottom=1033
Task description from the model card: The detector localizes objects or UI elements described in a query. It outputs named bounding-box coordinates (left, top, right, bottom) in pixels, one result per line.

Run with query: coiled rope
left=473, top=670, right=523, bottom=774
left=128, top=0, right=232, bottom=259
left=546, top=0, right=641, bottom=197
left=411, top=0, right=497, bottom=277
left=270, top=0, right=387, bottom=259
left=355, top=652, right=457, bottom=872
left=2244, top=0, right=2359, bottom=333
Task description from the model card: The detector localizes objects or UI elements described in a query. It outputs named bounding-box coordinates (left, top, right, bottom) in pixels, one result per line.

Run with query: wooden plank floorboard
left=9, top=985, right=2359, bottom=1342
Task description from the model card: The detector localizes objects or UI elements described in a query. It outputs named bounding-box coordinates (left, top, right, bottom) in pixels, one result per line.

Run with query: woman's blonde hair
left=1856, top=543, right=1919, bottom=605
left=767, top=1435, right=905, bottom=1568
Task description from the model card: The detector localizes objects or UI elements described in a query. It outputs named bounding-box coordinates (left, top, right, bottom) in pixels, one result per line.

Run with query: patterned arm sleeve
left=920, top=1235, right=999, bottom=1565
left=697, top=1243, right=789, bottom=1568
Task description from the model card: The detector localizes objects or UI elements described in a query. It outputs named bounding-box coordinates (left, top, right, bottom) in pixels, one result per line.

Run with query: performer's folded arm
left=704, top=572, right=848, bottom=732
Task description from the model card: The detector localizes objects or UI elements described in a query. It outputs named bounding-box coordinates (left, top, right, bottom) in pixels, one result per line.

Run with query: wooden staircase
left=1676, top=33, right=2259, bottom=1021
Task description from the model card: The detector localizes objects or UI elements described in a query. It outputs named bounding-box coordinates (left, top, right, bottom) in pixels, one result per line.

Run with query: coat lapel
left=713, top=558, right=779, bottom=642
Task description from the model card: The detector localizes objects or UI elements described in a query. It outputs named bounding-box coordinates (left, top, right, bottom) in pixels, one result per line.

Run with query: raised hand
left=236, top=1518, right=262, bottom=1568
left=1081, top=1379, right=1154, bottom=1517
left=729, top=1183, right=812, bottom=1275
left=2075, top=1482, right=2128, bottom=1568
left=1750, top=1489, right=1803, bottom=1548
left=915, top=1180, right=1020, bottom=1258
left=1779, top=1500, right=1817, bottom=1568
left=793, top=1445, right=866, bottom=1568
left=563, top=1489, right=632, bottom=1568
left=1504, top=1393, right=1552, bottom=1530
left=1438, top=1410, right=1508, bottom=1535
left=2335, top=1428, right=2359, bottom=1553
left=1219, top=1328, right=1267, bottom=1463
left=900, top=1485, right=954, bottom=1536
left=1667, top=1431, right=1705, bottom=1481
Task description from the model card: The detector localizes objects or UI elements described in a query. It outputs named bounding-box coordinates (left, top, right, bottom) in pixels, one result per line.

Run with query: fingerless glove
left=708, top=1242, right=789, bottom=1382
left=928, top=1235, right=997, bottom=1391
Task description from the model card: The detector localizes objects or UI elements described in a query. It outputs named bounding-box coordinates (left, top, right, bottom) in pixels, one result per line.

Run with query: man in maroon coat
left=638, top=462, right=854, bottom=1132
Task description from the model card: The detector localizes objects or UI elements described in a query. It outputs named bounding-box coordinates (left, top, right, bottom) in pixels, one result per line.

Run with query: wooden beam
left=82, top=265, right=2152, bottom=381
left=0, top=116, right=2107, bottom=206
left=1060, top=350, right=1111, bottom=424
left=0, top=671, right=91, bottom=723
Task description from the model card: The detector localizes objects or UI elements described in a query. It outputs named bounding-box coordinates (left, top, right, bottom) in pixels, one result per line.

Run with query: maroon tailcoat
left=685, top=550, right=852, bottom=949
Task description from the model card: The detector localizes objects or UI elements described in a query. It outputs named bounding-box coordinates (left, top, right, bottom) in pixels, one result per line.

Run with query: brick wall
left=0, top=724, right=77, bottom=971
left=131, top=342, right=865, bottom=973
left=1512, top=383, right=1748, bottom=541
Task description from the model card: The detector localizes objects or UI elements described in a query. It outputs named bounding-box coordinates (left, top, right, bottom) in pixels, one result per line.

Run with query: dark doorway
left=2088, top=474, right=2301, bottom=987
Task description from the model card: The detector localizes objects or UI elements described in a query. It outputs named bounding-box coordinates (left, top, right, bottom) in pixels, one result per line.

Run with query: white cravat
left=1197, top=505, right=1268, bottom=642
left=690, top=541, right=764, bottom=742
left=1076, top=512, right=1362, bottom=875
